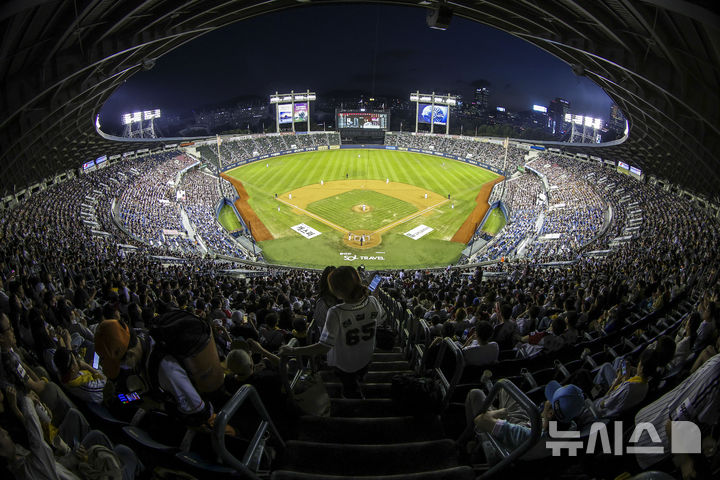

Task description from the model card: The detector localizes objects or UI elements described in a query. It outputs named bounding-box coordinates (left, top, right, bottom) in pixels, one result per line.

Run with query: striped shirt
left=634, top=354, right=720, bottom=468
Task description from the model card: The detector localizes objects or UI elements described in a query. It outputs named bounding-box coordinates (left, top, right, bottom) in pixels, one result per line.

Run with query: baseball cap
left=93, top=319, right=130, bottom=379
left=544, top=380, right=585, bottom=422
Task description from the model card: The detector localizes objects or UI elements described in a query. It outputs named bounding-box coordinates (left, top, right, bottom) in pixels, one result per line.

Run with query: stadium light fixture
left=573, top=115, right=584, bottom=125
left=565, top=113, right=572, bottom=123
left=410, top=95, right=419, bottom=101
left=427, top=4, right=453, bottom=30
left=593, top=118, right=602, bottom=129
left=584, top=116, right=594, bottom=127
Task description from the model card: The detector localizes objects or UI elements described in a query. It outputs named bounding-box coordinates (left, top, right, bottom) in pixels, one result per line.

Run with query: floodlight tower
left=269, top=90, right=315, bottom=133
left=409, top=91, right=457, bottom=134
left=122, top=109, right=161, bottom=138
left=567, top=114, right=602, bottom=143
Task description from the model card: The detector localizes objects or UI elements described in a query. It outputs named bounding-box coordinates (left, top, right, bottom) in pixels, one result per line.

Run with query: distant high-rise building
left=474, top=88, right=489, bottom=112
left=547, top=97, right=570, bottom=135
left=609, top=104, right=625, bottom=132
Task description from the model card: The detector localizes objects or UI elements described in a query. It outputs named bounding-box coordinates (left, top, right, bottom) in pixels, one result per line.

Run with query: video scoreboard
left=337, top=111, right=389, bottom=130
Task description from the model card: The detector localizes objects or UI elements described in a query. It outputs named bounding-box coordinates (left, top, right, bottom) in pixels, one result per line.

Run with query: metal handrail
left=211, top=385, right=286, bottom=478
left=434, top=338, right=466, bottom=410
left=456, top=379, right=542, bottom=479
left=278, top=337, right=303, bottom=412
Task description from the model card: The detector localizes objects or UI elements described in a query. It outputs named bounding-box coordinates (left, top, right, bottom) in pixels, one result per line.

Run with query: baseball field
left=222, top=149, right=501, bottom=269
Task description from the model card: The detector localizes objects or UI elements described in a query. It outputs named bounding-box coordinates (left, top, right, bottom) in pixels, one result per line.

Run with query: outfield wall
left=220, top=144, right=508, bottom=177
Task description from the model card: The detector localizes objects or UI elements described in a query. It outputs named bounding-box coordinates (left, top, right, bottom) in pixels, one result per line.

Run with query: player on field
left=280, top=266, right=386, bottom=398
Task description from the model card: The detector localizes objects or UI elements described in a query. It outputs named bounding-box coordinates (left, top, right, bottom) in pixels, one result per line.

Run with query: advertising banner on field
left=404, top=225, right=434, bottom=240
left=291, top=223, right=321, bottom=239
left=293, top=103, right=308, bottom=122
left=278, top=104, right=293, bottom=124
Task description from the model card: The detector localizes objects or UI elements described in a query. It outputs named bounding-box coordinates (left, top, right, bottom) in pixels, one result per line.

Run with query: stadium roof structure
left=1, top=1, right=718, bottom=200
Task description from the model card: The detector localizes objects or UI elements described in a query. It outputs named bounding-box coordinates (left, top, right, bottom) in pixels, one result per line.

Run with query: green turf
left=225, top=149, right=499, bottom=268
left=307, top=190, right=417, bottom=231
left=481, top=208, right=507, bottom=235
left=218, top=204, right=244, bottom=232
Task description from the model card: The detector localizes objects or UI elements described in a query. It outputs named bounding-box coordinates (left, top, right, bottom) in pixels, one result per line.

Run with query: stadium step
left=325, top=381, right=392, bottom=399
left=278, top=439, right=460, bottom=476
left=295, top=415, right=444, bottom=444
left=330, top=398, right=401, bottom=417
left=367, top=360, right=412, bottom=371
left=271, top=348, right=469, bottom=480
left=271, top=465, right=476, bottom=480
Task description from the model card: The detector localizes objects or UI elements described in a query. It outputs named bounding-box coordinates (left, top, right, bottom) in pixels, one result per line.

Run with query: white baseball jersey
left=634, top=353, right=720, bottom=468
left=320, top=295, right=386, bottom=373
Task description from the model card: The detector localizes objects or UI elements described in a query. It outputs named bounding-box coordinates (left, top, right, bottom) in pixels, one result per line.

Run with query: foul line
left=371, top=199, right=449, bottom=236
left=277, top=197, right=449, bottom=237
left=276, top=198, right=349, bottom=234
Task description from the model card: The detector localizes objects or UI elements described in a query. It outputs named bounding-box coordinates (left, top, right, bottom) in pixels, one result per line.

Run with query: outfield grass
left=218, top=204, right=244, bottom=232
left=225, top=149, right=499, bottom=268
left=307, top=190, right=417, bottom=231
left=481, top=208, right=507, bottom=236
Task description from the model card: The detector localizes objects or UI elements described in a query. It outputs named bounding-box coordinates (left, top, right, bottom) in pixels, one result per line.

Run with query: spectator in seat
left=465, top=380, right=585, bottom=460
left=461, top=321, right=499, bottom=366
left=53, top=347, right=106, bottom=404
left=633, top=353, right=720, bottom=478
left=591, top=347, right=659, bottom=419
left=490, top=302, right=517, bottom=351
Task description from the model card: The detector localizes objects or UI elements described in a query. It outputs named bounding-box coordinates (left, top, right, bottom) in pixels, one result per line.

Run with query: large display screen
left=293, top=103, right=308, bottom=122
left=278, top=104, right=293, bottom=124
left=418, top=104, right=448, bottom=126
left=337, top=112, right=388, bottom=129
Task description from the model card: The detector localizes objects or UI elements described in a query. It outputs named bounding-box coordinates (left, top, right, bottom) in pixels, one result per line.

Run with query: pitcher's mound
left=352, top=204, right=374, bottom=214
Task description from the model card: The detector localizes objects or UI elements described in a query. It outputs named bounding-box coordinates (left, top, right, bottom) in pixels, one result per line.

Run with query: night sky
left=99, top=4, right=613, bottom=130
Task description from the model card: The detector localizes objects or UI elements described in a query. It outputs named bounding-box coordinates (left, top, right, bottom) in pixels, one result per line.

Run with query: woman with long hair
left=280, top=266, right=385, bottom=398
left=308, top=266, right=339, bottom=339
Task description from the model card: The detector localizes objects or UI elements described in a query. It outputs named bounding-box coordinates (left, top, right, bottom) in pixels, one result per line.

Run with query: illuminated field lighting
left=143, top=109, right=161, bottom=120
left=584, top=116, right=594, bottom=127
left=532, top=104, right=547, bottom=113
left=282, top=96, right=292, bottom=101
left=447, top=99, right=456, bottom=105
left=565, top=113, right=572, bottom=122
left=593, top=118, right=602, bottom=129
left=410, top=95, right=419, bottom=101
left=573, top=115, right=584, bottom=125
left=420, top=96, right=432, bottom=102
left=269, top=96, right=280, bottom=103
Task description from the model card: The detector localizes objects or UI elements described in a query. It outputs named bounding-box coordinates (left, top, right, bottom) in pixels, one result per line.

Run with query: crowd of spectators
left=179, top=169, right=249, bottom=258
left=476, top=174, right=545, bottom=262
left=384, top=132, right=526, bottom=173
left=1, top=133, right=719, bottom=478
left=117, top=153, right=195, bottom=246
left=520, top=156, right=606, bottom=261
left=197, top=133, right=341, bottom=171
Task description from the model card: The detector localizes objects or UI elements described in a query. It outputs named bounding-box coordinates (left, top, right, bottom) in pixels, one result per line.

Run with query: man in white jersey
left=633, top=353, right=720, bottom=477
left=280, top=266, right=386, bottom=398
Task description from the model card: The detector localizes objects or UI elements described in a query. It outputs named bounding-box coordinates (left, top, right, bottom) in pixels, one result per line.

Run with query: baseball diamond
left=222, top=148, right=501, bottom=268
